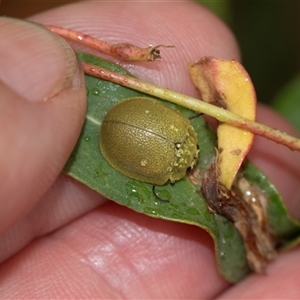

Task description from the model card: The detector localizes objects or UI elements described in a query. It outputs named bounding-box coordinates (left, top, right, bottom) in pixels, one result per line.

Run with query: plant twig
left=46, top=25, right=174, bottom=62
left=82, top=62, right=300, bottom=152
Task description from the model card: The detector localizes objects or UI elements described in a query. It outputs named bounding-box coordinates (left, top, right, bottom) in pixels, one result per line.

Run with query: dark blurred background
left=1, top=0, right=300, bottom=128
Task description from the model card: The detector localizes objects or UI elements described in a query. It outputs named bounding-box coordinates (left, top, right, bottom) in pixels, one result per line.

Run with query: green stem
left=82, top=62, right=300, bottom=152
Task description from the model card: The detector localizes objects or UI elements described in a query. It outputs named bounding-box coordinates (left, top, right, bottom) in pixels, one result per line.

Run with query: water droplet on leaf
left=91, top=87, right=100, bottom=96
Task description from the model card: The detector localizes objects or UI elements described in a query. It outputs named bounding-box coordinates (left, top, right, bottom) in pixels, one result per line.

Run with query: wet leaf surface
left=64, top=52, right=300, bottom=282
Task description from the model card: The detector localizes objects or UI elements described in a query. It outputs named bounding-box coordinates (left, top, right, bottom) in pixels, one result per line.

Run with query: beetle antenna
left=152, top=185, right=170, bottom=203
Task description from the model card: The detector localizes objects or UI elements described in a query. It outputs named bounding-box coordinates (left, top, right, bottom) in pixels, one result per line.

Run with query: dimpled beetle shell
left=99, top=97, right=199, bottom=185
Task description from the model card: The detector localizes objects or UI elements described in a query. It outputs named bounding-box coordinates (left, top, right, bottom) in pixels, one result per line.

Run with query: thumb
left=0, top=17, right=86, bottom=235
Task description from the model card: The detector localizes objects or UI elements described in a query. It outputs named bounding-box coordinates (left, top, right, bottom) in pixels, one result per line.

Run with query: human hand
left=1, top=1, right=300, bottom=298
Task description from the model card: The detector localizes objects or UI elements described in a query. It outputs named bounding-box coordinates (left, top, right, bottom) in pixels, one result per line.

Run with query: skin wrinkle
left=49, top=214, right=137, bottom=299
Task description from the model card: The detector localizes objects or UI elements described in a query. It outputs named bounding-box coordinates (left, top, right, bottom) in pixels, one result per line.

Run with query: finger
left=29, top=0, right=240, bottom=99
left=216, top=246, right=300, bottom=299
left=0, top=17, right=86, bottom=235
left=248, top=104, right=300, bottom=219
left=0, top=174, right=107, bottom=263
left=0, top=1, right=239, bottom=298
left=0, top=203, right=226, bottom=299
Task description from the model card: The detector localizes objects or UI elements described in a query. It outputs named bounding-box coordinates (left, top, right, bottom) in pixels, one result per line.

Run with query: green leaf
left=65, top=52, right=300, bottom=283
left=272, top=74, right=300, bottom=133
left=243, top=163, right=300, bottom=242
left=195, top=0, right=232, bottom=25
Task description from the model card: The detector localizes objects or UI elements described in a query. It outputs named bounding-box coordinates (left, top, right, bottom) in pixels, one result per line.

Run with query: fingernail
left=0, top=17, right=80, bottom=102
left=45, top=34, right=79, bottom=100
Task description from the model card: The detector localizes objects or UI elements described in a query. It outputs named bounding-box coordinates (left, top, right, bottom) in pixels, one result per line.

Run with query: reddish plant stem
left=46, top=25, right=173, bottom=62
left=82, top=62, right=300, bottom=152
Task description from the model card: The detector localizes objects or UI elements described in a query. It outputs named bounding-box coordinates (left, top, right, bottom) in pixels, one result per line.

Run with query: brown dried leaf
left=201, top=161, right=276, bottom=273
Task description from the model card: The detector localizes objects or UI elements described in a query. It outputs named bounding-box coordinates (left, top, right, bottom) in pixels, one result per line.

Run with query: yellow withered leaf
left=189, top=57, right=256, bottom=189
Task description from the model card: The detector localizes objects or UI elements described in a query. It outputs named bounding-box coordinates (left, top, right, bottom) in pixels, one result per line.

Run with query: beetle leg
left=189, top=113, right=204, bottom=120
left=152, top=185, right=170, bottom=203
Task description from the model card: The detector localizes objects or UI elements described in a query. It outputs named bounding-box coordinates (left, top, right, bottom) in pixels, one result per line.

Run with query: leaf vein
left=86, top=114, right=101, bottom=126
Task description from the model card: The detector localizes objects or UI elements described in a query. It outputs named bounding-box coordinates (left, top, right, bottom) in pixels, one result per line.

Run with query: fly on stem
left=45, top=25, right=174, bottom=62
left=110, top=43, right=174, bottom=62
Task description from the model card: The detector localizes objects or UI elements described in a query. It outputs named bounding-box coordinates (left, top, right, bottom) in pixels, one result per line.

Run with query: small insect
left=99, top=97, right=199, bottom=185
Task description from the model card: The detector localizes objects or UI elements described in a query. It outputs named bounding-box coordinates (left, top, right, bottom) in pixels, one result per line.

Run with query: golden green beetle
left=99, top=97, right=199, bottom=185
